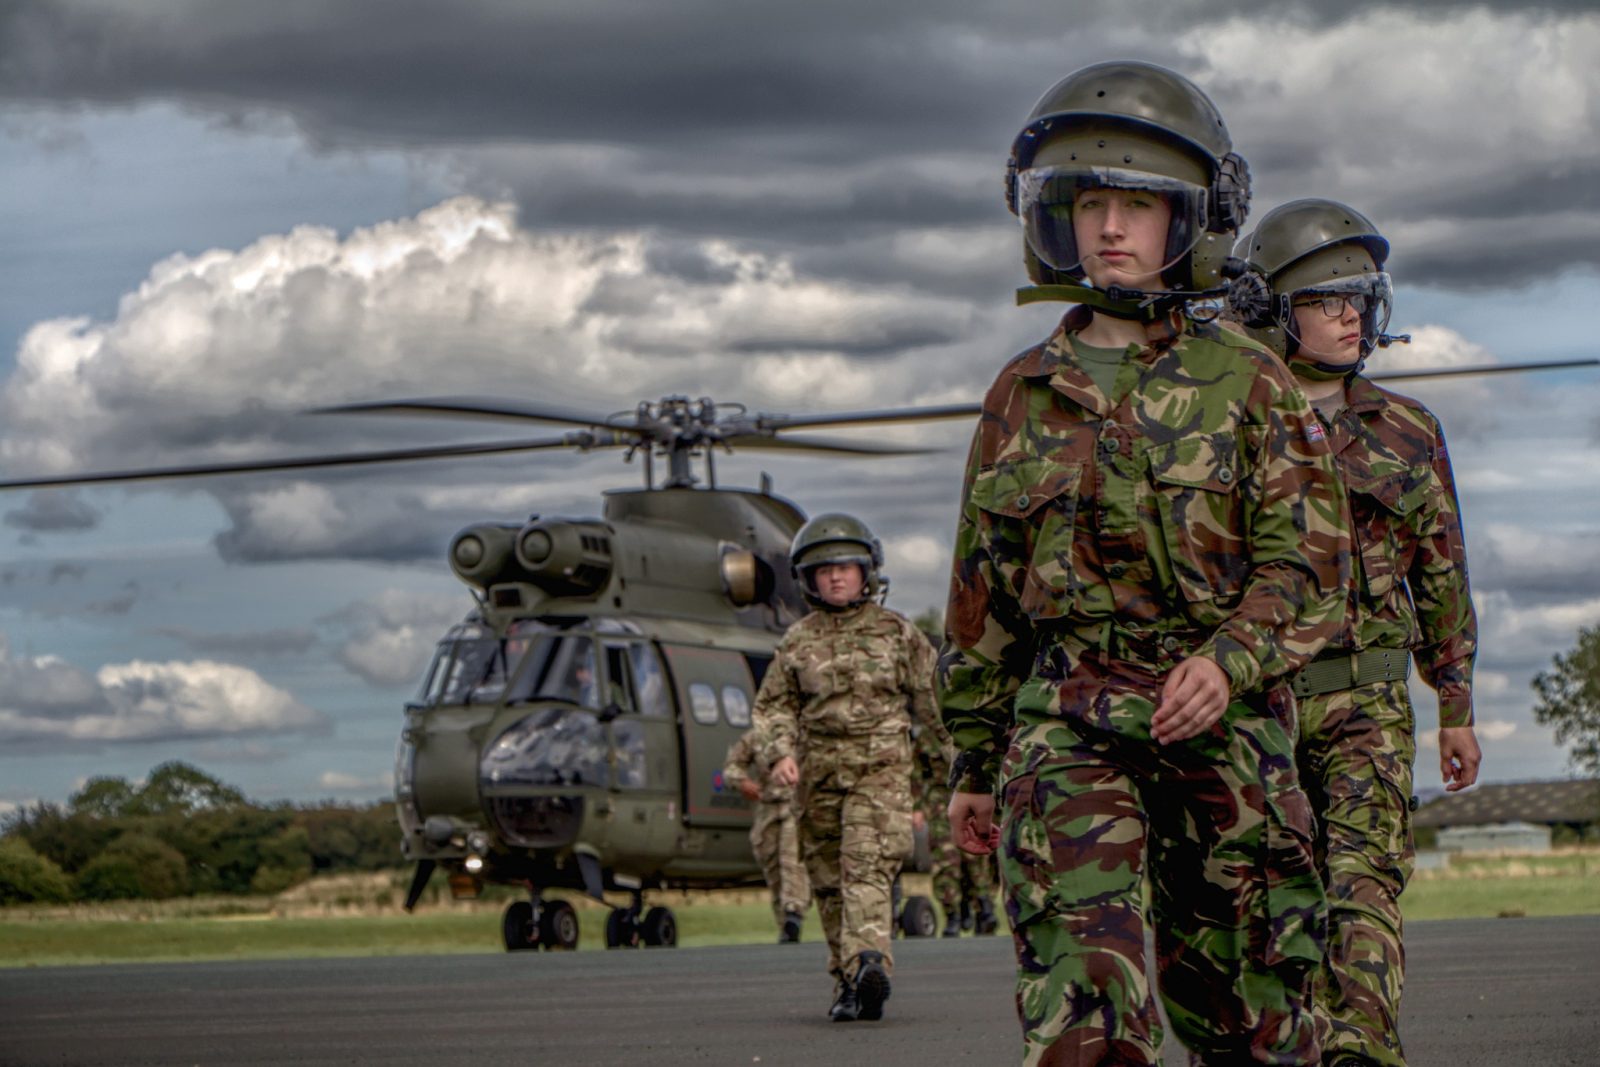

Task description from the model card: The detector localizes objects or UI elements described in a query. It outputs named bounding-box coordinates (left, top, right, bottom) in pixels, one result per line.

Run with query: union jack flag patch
left=1305, top=422, right=1326, bottom=443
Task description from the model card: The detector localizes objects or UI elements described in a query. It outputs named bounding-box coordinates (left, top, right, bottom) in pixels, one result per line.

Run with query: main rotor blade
left=314, top=396, right=629, bottom=429
left=722, top=433, right=939, bottom=457
left=749, top=403, right=982, bottom=432
left=1370, top=358, right=1599, bottom=383
left=0, top=430, right=633, bottom=491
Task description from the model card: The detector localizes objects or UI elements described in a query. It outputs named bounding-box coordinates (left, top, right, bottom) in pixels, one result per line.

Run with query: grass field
left=3, top=851, right=1595, bottom=968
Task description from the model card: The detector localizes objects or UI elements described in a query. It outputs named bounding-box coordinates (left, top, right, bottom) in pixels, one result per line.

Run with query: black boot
left=779, top=911, right=803, bottom=944
left=852, top=950, right=891, bottom=1022
left=973, top=897, right=998, bottom=935
left=828, top=978, right=859, bottom=1022
left=959, top=899, right=973, bottom=932
left=941, top=907, right=961, bottom=938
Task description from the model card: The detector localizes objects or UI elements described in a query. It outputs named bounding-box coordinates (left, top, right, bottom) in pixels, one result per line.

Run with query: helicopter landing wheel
left=502, top=900, right=539, bottom=952
left=605, top=906, right=642, bottom=949
left=540, top=899, right=580, bottom=951
left=640, top=906, right=677, bottom=948
left=898, top=895, right=938, bottom=939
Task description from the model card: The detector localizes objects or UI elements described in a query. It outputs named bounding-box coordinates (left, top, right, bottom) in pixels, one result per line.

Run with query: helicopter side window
left=629, top=644, right=671, bottom=719
left=687, top=683, right=720, bottom=726
left=721, top=685, right=751, bottom=728
left=541, top=637, right=599, bottom=707
left=602, top=645, right=637, bottom=713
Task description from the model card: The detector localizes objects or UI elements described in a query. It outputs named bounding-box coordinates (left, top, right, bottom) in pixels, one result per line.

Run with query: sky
left=2, top=0, right=1598, bottom=813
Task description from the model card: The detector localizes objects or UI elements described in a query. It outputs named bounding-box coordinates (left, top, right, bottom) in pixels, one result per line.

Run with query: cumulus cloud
left=0, top=196, right=998, bottom=563
left=326, top=587, right=472, bottom=688
left=3, top=489, right=100, bottom=532
left=0, top=633, right=327, bottom=746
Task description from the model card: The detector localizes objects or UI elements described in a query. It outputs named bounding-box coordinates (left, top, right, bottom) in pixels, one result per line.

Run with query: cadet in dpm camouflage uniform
left=913, top=719, right=998, bottom=937
left=752, top=513, right=949, bottom=1023
left=723, top=728, right=811, bottom=943
left=938, top=62, right=1352, bottom=1065
left=1230, top=200, right=1481, bottom=1067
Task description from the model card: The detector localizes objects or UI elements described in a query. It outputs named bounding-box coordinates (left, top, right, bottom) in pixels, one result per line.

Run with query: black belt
left=1290, top=649, right=1410, bottom=698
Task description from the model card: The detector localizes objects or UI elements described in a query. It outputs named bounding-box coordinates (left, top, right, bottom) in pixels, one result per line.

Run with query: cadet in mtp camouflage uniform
left=913, top=719, right=998, bottom=936
left=938, top=61, right=1352, bottom=1065
left=723, top=728, right=811, bottom=943
left=752, top=513, right=949, bottom=1023
left=1230, top=200, right=1481, bottom=1067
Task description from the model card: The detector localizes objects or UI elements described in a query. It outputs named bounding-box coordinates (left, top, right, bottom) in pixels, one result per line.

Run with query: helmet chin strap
left=1017, top=282, right=1219, bottom=322
left=1292, top=331, right=1409, bottom=382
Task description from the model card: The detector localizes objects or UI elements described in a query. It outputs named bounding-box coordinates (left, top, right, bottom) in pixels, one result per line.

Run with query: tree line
left=0, top=761, right=403, bottom=905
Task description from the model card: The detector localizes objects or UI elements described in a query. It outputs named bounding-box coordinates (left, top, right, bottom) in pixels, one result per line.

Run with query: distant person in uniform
left=724, top=728, right=811, bottom=943
left=912, top=721, right=997, bottom=937
left=1230, top=199, right=1481, bottom=1067
left=751, top=514, right=950, bottom=1023
left=938, top=61, right=1351, bottom=1064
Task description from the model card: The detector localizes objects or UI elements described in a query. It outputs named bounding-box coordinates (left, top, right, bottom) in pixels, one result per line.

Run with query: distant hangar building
left=1414, top=779, right=1600, bottom=851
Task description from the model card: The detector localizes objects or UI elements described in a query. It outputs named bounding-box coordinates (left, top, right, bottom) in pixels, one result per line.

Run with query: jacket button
left=1161, top=636, right=1180, bottom=652
left=1014, top=494, right=1031, bottom=511
left=1108, top=563, right=1126, bottom=578
left=1101, top=438, right=1120, bottom=454
left=1217, top=468, right=1233, bottom=484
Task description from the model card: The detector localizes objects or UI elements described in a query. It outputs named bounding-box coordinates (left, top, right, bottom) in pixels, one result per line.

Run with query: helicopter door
left=598, top=641, right=680, bottom=862
left=658, top=644, right=758, bottom=831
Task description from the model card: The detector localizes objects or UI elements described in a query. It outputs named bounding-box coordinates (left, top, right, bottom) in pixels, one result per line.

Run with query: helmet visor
left=1285, top=272, right=1393, bottom=357
left=1015, top=165, right=1208, bottom=281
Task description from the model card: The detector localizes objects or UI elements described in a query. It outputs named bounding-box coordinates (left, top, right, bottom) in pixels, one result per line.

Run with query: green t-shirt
left=1068, top=335, right=1137, bottom=399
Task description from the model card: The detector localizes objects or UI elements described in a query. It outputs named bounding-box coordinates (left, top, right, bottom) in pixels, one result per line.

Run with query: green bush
left=77, top=834, right=189, bottom=901
left=0, top=837, right=75, bottom=904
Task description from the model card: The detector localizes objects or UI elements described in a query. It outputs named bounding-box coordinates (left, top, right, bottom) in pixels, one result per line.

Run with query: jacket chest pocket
left=1146, top=431, right=1247, bottom=603
left=971, top=456, right=1084, bottom=621
left=1352, top=469, right=1427, bottom=598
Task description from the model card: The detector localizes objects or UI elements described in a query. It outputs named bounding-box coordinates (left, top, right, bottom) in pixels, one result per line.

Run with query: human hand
left=738, top=779, right=761, bottom=801
left=911, top=810, right=927, bottom=834
left=1152, top=657, right=1231, bottom=744
left=949, top=791, right=998, bottom=855
left=771, top=756, right=799, bottom=787
left=1439, top=727, right=1482, bottom=791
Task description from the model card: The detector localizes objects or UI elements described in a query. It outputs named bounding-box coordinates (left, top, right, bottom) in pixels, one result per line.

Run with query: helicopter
left=1, top=358, right=1595, bottom=952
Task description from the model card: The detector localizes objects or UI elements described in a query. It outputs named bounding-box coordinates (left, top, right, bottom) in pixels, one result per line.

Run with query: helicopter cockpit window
left=687, top=683, right=720, bottom=726
left=721, top=685, right=751, bottom=728
left=415, top=621, right=559, bottom=708
left=505, top=635, right=599, bottom=707
left=481, top=707, right=608, bottom=789
left=629, top=644, right=671, bottom=719
left=602, top=645, right=637, bottom=713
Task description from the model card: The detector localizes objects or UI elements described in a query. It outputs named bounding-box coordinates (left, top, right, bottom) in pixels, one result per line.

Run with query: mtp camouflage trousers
left=798, top=734, right=915, bottom=980
left=750, top=798, right=811, bottom=924
left=1297, top=679, right=1416, bottom=1067
left=998, top=704, right=1325, bottom=1066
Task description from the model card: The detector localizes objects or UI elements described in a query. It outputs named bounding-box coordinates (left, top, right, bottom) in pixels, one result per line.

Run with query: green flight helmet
left=790, top=512, right=885, bottom=609
left=1229, top=198, right=1394, bottom=372
left=1006, top=60, right=1251, bottom=301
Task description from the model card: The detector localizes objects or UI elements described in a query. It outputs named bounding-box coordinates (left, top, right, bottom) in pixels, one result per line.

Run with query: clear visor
left=1285, top=272, right=1394, bottom=356
left=1015, top=165, right=1208, bottom=279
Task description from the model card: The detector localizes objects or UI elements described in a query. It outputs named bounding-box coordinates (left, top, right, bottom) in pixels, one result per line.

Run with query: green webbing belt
left=1290, top=648, right=1411, bottom=698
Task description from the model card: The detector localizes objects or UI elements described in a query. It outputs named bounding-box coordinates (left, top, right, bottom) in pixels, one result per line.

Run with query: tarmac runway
left=3, top=915, right=1597, bottom=1066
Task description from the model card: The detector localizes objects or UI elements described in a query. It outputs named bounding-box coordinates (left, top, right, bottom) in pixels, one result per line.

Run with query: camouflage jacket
left=911, top=722, right=954, bottom=814
left=723, top=729, right=792, bottom=806
left=751, top=602, right=949, bottom=770
left=1318, top=375, right=1476, bottom=727
left=938, top=308, right=1351, bottom=792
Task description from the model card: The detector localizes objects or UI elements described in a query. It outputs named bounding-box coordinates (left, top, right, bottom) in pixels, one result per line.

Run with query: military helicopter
left=0, top=392, right=979, bottom=951
left=2, top=358, right=1594, bottom=952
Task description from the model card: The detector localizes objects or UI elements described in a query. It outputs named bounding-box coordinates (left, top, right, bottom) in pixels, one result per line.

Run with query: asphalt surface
left=2, top=916, right=1597, bottom=1066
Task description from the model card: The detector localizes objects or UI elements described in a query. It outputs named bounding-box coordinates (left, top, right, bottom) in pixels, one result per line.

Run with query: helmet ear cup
left=1211, top=152, right=1252, bottom=233
left=1225, top=266, right=1275, bottom=329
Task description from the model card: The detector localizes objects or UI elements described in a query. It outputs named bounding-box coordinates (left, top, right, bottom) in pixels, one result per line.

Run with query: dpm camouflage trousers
left=798, top=734, right=915, bottom=980
left=751, top=798, right=811, bottom=924
left=998, top=700, right=1325, bottom=1066
left=1297, top=680, right=1416, bottom=1067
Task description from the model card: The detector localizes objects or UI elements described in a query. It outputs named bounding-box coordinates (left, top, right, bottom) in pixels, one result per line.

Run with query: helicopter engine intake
left=514, top=519, right=614, bottom=597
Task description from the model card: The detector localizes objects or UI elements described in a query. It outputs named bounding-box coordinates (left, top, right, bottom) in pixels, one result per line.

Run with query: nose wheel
left=604, top=892, right=678, bottom=948
left=502, top=894, right=581, bottom=952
